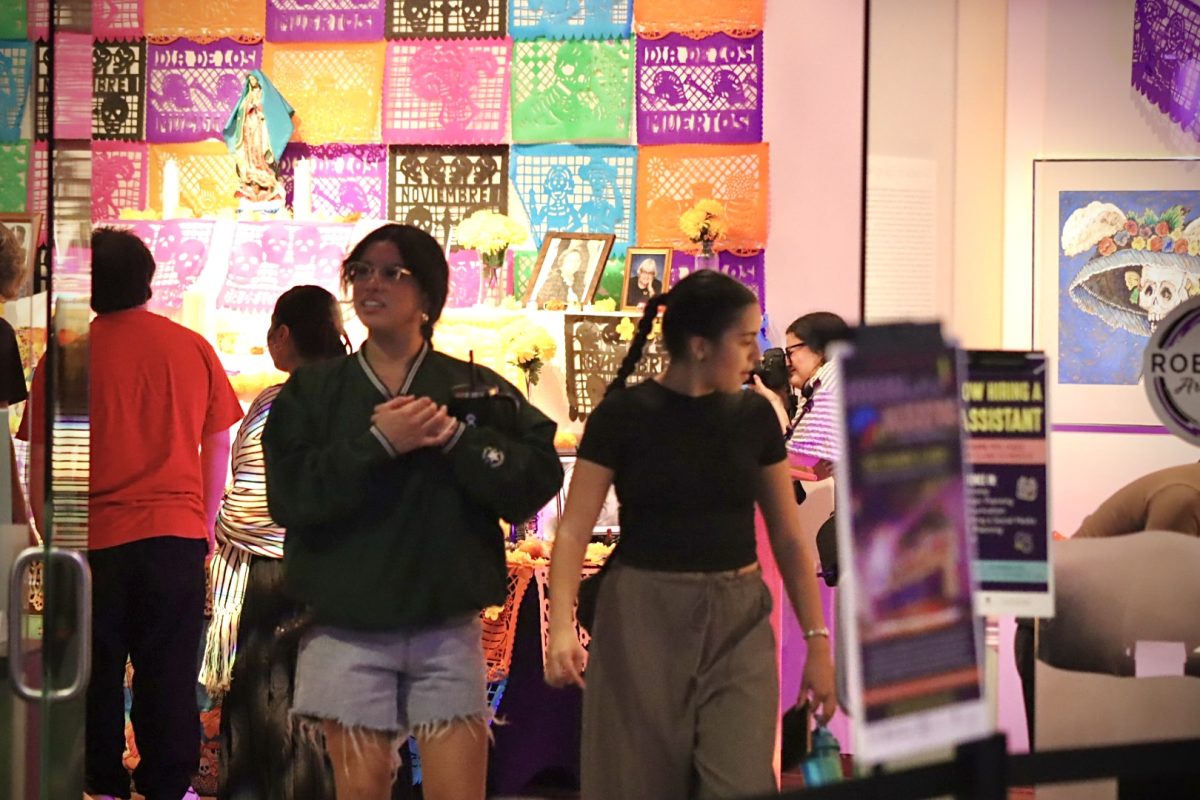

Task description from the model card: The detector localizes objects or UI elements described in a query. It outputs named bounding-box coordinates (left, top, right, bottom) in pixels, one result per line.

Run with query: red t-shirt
left=21, top=308, right=244, bottom=549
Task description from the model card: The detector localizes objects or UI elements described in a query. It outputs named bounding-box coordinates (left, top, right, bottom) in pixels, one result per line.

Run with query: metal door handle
left=7, top=546, right=91, bottom=702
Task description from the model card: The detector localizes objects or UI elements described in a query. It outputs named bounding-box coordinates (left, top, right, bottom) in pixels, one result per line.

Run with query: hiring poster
left=832, top=326, right=989, bottom=764
left=963, top=351, right=1053, bottom=617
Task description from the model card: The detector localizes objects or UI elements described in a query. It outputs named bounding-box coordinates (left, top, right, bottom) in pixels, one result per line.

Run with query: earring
left=421, top=312, right=430, bottom=323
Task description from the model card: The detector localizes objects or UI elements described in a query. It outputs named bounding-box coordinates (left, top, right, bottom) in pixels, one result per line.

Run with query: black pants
left=219, top=556, right=335, bottom=800
left=86, top=537, right=207, bottom=800
left=1014, top=617, right=1035, bottom=750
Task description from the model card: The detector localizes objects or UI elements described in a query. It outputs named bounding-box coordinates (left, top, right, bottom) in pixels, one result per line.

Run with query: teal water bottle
left=801, top=726, right=843, bottom=786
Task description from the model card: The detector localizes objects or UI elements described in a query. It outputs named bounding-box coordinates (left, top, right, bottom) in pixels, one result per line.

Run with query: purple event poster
left=636, top=33, right=762, bottom=145
left=963, top=350, right=1052, bottom=617
left=834, top=331, right=989, bottom=763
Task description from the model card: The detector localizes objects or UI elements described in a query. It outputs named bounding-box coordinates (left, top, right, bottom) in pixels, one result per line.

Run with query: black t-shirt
left=0, top=318, right=28, bottom=406
left=577, top=379, right=786, bottom=572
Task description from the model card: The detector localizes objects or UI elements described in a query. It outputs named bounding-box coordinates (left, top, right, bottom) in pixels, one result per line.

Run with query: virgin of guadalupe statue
left=222, top=70, right=294, bottom=208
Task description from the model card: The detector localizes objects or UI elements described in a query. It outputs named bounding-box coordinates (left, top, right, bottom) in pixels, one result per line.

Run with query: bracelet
left=803, top=627, right=830, bottom=640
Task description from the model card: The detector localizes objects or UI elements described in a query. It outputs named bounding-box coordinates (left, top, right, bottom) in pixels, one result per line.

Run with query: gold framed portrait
left=620, top=247, right=672, bottom=311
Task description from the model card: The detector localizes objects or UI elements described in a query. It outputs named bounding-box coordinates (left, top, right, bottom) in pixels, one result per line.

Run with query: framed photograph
left=0, top=214, right=42, bottom=298
left=1033, top=158, right=1200, bottom=427
left=524, top=231, right=616, bottom=310
left=620, top=247, right=672, bottom=310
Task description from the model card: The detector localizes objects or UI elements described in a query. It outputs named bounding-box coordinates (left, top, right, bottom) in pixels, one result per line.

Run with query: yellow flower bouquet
left=501, top=319, right=557, bottom=390
left=679, top=199, right=728, bottom=251
left=456, top=209, right=528, bottom=268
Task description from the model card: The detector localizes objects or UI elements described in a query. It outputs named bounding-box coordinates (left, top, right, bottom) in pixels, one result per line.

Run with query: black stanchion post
left=954, top=733, right=1007, bottom=799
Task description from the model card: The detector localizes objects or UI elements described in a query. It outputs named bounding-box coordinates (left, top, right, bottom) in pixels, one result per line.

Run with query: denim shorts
left=291, top=614, right=489, bottom=737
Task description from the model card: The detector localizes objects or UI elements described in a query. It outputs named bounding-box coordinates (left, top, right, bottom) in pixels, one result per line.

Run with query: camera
left=749, top=347, right=790, bottom=392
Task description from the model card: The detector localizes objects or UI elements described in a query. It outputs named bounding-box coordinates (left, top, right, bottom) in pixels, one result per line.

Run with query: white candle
left=293, top=158, right=312, bottom=219
left=162, top=158, right=180, bottom=220
left=181, top=287, right=212, bottom=339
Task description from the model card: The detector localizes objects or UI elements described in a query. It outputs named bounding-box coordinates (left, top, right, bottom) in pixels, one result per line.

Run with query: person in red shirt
left=22, top=227, right=243, bottom=800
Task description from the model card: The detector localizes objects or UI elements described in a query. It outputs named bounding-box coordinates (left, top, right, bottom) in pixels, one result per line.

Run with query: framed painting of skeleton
left=1033, top=158, right=1200, bottom=426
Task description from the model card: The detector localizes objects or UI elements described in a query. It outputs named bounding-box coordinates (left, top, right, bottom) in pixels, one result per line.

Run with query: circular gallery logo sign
left=1144, top=296, right=1200, bottom=445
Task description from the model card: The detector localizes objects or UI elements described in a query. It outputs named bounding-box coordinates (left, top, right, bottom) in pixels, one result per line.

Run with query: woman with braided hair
left=544, top=270, right=836, bottom=798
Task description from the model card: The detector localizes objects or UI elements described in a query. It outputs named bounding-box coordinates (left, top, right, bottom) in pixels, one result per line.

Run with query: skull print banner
left=388, top=145, right=508, bottom=249
left=146, top=40, right=263, bottom=143
left=387, top=0, right=506, bottom=39
left=93, top=141, right=149, bottom=221
left=0, top=141, right=30, bottom=212
left=1132, top=0, right=1200, bottom=143
left=219, top=220, right=357, bottom=316
left=563, top=313, right=665, bottom=421
left=670, top=248, right=764, bottom=309
left=122, top=218, right=219, bottom=316
left=383, top=39, right=511, bottom=145
left=93, top=41, right=146, bottom=141
left=511, top=39, right=634, bottom=143
left=267, top=0, right=386, bottom=42
left=511, top=144, right=637, bottom=252
left=0, top=42, right=32, bottom=143
left=636, top=33, right=762, bottom=144
left=279, top=143, right=388, bottom=219
left=508, top=0, right=631, bottom=40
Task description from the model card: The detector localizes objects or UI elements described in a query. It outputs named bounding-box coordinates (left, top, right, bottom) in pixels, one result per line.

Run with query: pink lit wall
left=763, top=0, right=865, bottom=754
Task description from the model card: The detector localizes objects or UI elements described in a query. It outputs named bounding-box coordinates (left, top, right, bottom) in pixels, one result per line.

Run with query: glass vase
left=694, top=240, right=719, bottom=272
left=477, top=251, right=505, bottom=307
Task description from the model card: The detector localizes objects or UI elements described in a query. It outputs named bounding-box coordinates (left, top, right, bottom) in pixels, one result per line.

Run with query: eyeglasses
left=346, top=261, right=412, bottom=284
left=784, top=342, right=808, bottom=359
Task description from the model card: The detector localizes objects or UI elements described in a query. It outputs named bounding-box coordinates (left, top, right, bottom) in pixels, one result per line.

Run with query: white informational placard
left=831, top=326, right=990, bottom=764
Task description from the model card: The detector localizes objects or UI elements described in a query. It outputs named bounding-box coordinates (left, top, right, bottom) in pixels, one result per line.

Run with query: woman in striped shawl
left=202, top=285, right=349, bottom=800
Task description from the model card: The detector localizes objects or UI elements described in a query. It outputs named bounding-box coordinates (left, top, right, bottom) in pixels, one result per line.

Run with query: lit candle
left=293, top=158, right=312, bottom=219
left=181, top=287, right=212, bottom=339
left=162, top=158, right=180, bottom=220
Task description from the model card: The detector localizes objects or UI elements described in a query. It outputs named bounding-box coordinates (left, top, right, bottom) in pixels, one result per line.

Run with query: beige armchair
left=1035, top=531, right=1200, bottom=800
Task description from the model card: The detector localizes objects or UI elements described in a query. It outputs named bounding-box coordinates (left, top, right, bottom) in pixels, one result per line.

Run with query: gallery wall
left=1003, top=0, right=1200, bottom=535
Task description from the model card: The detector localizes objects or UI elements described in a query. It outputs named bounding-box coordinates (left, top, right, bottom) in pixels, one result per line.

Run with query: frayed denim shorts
left=291, top=614, right=489, bottom=737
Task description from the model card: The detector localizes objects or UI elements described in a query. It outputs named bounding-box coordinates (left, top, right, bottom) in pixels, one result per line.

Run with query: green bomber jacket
left=263, top=343, right=563, bottom=631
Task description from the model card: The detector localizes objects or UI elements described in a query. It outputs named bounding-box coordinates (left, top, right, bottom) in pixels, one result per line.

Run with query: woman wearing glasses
left=750, top=312, right=850, bottom=477
left=263, top=224, right=563, bottom=800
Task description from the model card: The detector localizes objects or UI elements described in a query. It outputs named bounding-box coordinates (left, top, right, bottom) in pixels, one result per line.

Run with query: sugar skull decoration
left=1064, top=201, right=1200, bottom=335
left=221, top=70, right=295, bottom=207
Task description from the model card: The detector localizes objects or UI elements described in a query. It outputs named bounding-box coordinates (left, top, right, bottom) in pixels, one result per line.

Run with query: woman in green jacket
left=263, top=224, right=563, bottom=800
